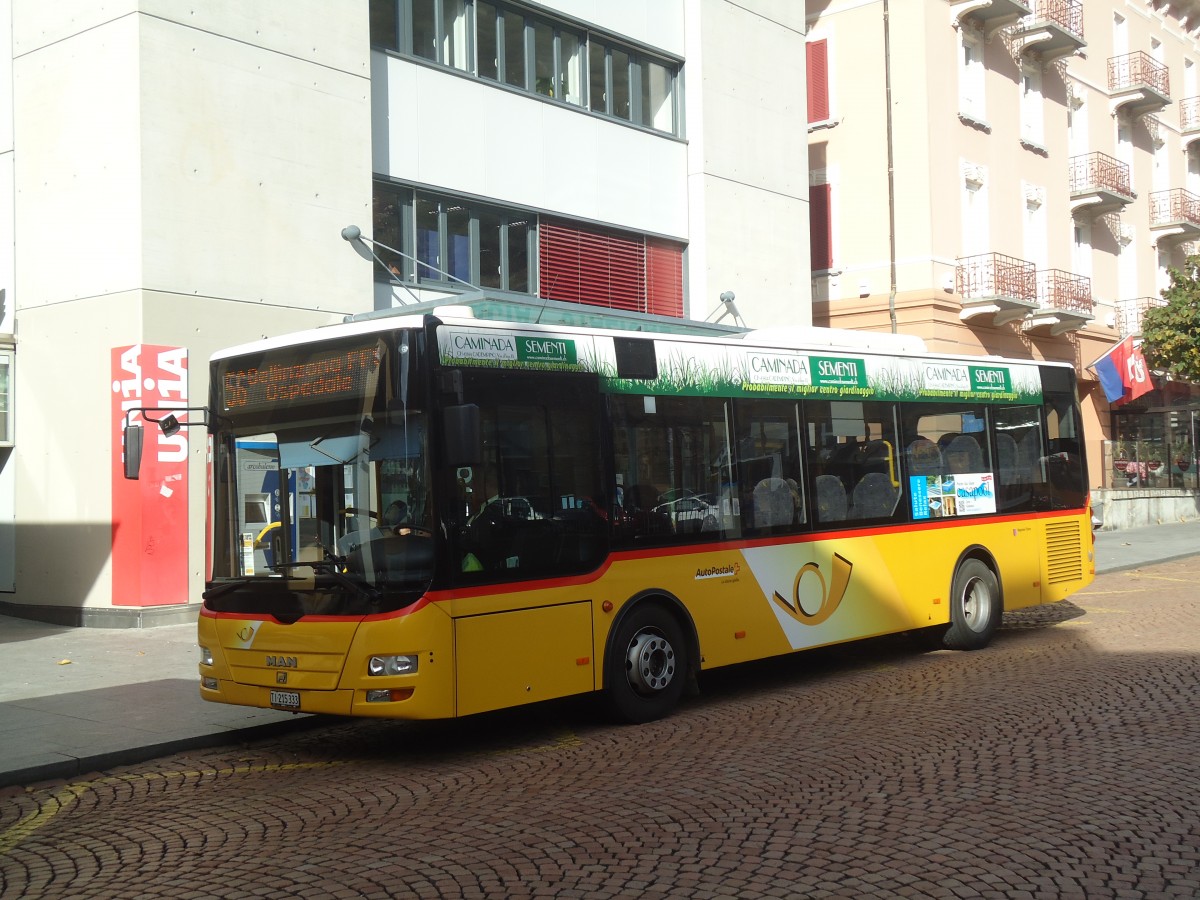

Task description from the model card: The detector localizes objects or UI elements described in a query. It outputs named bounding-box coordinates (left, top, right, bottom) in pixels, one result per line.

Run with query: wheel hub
left=625, top=631, right=676, bottom=694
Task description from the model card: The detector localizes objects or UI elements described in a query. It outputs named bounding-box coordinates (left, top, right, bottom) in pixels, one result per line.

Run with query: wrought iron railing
left=956, top=253, right=1036, bottom=302
left=1149, top=189, right=1200, bottom=227
left=1116, top=296, right=1167, bottom=335
left=1036, top=269, right=1093, bottom=314
left=1068, top=152, right=1132, bottom=197
left=1108, top=51, right=1170, bottom=96
left=1028, top=0, right=1083, bottom=39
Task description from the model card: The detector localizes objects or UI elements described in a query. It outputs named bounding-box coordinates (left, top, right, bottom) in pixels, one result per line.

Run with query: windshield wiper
left=203, top=578, right=255, bottom=600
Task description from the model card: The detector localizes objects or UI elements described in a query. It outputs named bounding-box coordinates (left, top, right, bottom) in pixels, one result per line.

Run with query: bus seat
left=905, top=438, right=942, bottom=478
left=752, top=477, right=794, bottom=528
left=850, top=472, right=899, bottom=519
left=815, top=475, right=848, bottom=522
left=945, top=434, right=983, bottom=474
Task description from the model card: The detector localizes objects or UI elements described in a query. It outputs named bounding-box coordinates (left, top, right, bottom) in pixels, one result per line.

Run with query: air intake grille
left=1045, top=520, right=1084, bottom=584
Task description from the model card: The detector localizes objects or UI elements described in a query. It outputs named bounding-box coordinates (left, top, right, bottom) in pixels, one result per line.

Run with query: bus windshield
left=207, top=332, right=432, bottom=616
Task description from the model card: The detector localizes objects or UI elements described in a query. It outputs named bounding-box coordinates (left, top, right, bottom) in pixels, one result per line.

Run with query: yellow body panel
left=455, top=601, right=595, bottom=715
left=199, top=512, right=1093, bottom=720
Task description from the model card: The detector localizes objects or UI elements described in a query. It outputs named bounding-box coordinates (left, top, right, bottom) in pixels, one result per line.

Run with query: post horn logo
left=771, top=553, right=853, bottom=626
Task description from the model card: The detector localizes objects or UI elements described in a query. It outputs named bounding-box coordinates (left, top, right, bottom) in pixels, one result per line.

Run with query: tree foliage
left=1140, top=256, right=1200, bottom=383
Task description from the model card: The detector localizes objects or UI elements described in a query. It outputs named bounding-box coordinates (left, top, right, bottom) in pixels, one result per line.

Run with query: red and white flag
left=1090, top=335, right=1153, bottom=405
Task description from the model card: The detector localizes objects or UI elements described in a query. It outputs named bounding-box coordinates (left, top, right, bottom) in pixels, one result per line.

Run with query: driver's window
left=453, top=372, right=605, bottom=582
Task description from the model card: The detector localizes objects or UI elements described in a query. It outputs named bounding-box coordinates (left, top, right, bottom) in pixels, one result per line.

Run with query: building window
left=373, top=181, right=682, bottom=313
left=1021, top=64, right=1043, bottom=146
left=807, top=38, right=829, bottom=123
left=809, top=180, right=832, bottom=271
left=370, top=0, right=679, bottom=135
left=959, top=29, right=985, bottom=123
left=0, top=349, right=12, bottom=447
left=502, top=6, right=525, bottom=87
left=373, top=0, right=471, bottom=71
left=961, top=164, right=989, bottom=257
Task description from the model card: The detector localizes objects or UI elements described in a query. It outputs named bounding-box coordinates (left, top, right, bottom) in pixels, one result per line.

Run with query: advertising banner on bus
left=438, top=326, right=1043, bottom=404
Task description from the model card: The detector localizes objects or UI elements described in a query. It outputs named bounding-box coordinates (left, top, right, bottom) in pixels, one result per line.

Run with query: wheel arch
left=603, top=589, right=700, bottom=688
left=950, top=543, right=1005, bottom=613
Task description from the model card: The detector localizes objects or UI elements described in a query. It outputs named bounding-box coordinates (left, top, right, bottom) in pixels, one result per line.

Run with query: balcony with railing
left=949, top=0, right=1033, bottom=38
left=1116, top=296, right=1168, bottom=336
left=1069, top=152, right=1135, bottom=218
left=1149, top=188, right=1200, bottom=245
left=1181, top=97, right=1200, bottom=151
left=1024, top=269, right=1093, bottom=335
left=1108, top=51, right=1171, bottom=118
left=1012, top=0, right=1085, bottom=63
left=956, top=252, right=1038, bottom=326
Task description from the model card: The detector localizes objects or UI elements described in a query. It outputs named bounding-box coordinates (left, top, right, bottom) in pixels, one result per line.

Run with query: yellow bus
left=187, top=310, right=1094, bottom=723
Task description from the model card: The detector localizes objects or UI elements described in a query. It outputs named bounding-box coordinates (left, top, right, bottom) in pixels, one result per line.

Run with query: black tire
left=605, top=604, right=688, bottom=724
left=942, top=558, right=1001, bottom=651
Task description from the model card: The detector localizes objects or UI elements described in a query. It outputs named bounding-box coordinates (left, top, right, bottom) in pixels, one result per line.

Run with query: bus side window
left=993, top=405, right=1041, bottom=512
left=610, top=395, right=735, bottom=544
left=733, top=398, right=805, bottom=534
left=807, top=400, right=902, bottom=524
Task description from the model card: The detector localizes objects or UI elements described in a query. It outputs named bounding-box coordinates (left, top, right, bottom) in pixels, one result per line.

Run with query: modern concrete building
left=0, top=1, right=810, bottom=624
left=806, top=0, right=1200, bottom=528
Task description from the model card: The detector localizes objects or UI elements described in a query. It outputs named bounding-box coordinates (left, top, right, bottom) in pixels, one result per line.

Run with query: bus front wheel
left=605, top=605, right=687, bottom=724
left=943, top=558, right=1001, bottom=651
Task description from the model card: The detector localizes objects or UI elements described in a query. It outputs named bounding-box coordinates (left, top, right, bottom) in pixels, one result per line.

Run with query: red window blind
left=807, top=39, right=829, bottom=123
left=539, top=219, right=683, bottom=317
left=809, top=182, right=832, bottom=271
left=646, top=239, right=684, bottom=317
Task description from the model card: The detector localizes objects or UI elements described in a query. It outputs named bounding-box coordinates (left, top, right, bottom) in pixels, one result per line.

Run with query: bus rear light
left=366, top=688, right=414, bottom=703
left=368, top=654, right=418, bottom=676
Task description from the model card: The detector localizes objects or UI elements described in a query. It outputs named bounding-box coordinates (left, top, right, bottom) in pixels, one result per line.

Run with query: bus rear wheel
left=605, top=605, right=687, bottom=724
left=942, top=558, right=1001, bottom=651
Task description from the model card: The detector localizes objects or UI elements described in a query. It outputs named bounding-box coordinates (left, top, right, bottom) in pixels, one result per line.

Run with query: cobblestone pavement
left=2, top=558, right=1198, bottom=899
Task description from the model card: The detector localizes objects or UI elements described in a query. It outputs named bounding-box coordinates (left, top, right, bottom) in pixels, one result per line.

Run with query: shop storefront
left=1094, top=380, right=1200, bottom=529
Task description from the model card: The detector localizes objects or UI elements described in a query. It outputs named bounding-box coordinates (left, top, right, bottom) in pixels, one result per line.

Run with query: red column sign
left=111, top=345, right=190, bottom=607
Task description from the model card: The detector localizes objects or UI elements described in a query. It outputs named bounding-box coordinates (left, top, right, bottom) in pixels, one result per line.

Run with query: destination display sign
left=218, top=340, right=381, bottom=413
left=437, top=326, right=1042, bottom=404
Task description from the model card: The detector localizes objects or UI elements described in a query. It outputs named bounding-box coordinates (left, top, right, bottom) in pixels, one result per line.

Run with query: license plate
left=269, top=690, right=300, bottom=710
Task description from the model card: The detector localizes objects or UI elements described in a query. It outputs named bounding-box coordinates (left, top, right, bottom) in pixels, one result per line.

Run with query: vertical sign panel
left=111, top=345, right=190, bottom=607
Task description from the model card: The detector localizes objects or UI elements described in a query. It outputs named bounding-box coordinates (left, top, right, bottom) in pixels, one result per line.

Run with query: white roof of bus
left=210, top=308, right=1074, bottom=371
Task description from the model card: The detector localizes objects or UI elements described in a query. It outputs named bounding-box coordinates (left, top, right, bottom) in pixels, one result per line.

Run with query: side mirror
left=443, top=404, right=481, bottom=466
left=123, top=424, right=144, bottom=480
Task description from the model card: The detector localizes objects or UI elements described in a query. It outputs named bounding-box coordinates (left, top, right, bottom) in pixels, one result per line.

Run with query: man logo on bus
left=771, top=553, right=853, bottom=626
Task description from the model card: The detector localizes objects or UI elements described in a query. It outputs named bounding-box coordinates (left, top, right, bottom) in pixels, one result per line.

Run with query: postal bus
left=167, top=309, right=1094, bottom=723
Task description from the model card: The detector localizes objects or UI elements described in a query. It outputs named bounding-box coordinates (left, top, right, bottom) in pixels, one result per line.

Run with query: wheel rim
left=961, top=575, right=993, bottom=633
left=625, top=628, right=676, bottom=695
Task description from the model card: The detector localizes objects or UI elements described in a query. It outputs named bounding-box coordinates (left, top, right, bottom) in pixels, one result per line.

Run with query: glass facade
left=370, top=0, right=679, bottom=136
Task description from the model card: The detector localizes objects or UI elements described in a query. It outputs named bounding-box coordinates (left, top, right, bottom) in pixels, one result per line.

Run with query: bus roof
left=211, top=306, right=1075, bottom=374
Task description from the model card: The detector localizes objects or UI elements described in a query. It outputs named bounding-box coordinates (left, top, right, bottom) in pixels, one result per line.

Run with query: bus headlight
left=200, top=646, right=213, bottom=666
left=368, top=654, right=418, bottom=676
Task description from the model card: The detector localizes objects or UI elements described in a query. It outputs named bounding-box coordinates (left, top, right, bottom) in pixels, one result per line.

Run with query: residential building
left=807, top=0, right=1200, bottom=528
left=0, top=1, right=809, bottom=623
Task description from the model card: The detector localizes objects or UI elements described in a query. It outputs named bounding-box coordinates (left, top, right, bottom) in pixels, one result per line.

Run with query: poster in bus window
left=911, top=473, right=995, bottom=518
left=953, top=472, right=996, bottom=515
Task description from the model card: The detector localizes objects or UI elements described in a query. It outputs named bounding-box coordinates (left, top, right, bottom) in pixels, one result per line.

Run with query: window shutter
left=807, top=39, right=829, bottom=123
left=646, top=239, right=684, bottom=317
left=539, top=219, right=650, bottom=313
left=809, top=182, right=832, bottom=271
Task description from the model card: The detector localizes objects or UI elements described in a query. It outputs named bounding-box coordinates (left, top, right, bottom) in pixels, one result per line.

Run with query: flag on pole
left=1089, top=335, right=1153, bottom=405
